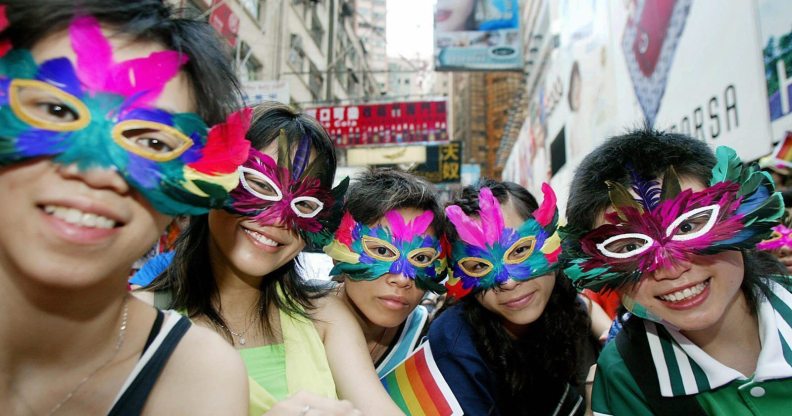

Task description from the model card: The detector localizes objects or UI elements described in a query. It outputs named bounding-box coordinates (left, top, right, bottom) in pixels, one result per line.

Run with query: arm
left=265, top=391, right=361, bottom=416
left=312, top=296, right=405, bottom=416
left=144, top=323, right=249, bottom=415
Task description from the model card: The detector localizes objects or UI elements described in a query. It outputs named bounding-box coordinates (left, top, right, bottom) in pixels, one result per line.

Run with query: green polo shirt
left=592, top=280, right=792, bottom=416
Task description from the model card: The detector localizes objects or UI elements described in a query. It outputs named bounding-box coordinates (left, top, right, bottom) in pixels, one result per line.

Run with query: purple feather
left=629, top=168, right=661, bottom=210
left=292, top=135, right=311, bottom=180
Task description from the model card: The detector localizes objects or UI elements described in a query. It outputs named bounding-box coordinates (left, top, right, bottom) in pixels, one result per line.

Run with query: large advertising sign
left=412, top=142, right=462, bottom=184
left=242, top=80, right=290, bottom=105
left=758, top=0, right=792, bottom=141
left=433, top=0, right=523, bottom=71
left=305, top=101, right=448, bottom=149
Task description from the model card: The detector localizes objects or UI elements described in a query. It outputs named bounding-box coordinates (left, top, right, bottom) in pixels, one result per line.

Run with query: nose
left=386, top=273, right=413, bottom=289
left=497, top=278, right=520, bottom=291
left=57, top=163, right=130, bottom=195
left=649, top=259, right=691, bottom=281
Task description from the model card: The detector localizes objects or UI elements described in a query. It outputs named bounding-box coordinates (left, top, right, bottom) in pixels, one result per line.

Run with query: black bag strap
left=614, top=318, right=707, bottom=416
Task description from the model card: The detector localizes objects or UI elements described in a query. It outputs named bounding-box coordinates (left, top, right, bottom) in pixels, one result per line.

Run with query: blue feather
left=629, top=168, right=661, bottom=210
left=292, top=134, right=311, bottom=180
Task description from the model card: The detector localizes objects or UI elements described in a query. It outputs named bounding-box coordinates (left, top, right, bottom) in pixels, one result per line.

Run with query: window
left=309, top=60, right=323, bottom=100
left=288, top=33, right=305, bottom=70
left=240, top=0, right=260, bottom=19
left=236, top=42, right=262, bottom=82
left=310, top=9, right=324, bottom=47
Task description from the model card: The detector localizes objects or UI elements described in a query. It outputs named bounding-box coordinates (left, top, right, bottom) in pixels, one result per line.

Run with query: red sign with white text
left=305, top=100, right=449, bottom=148
left=209, top=0, right=239, bottom=47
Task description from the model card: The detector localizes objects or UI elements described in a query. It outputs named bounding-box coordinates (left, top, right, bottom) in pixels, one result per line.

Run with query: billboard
left=433, top=0, right=523, bottom=71
left=411, top=142, right=462, bottom=184
left=242, top=80, right=290, bottom=105
left=305, top=101, right=448, bottom=149
left=758, top=0, right=792, bottom=141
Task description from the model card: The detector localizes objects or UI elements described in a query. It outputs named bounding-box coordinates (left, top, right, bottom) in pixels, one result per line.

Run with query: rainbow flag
left=771, top=131, right=792, bottom=167
left=380, top=343, right=463, bottom=416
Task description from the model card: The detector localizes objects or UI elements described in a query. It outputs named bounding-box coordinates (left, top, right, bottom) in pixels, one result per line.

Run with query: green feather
left=710, top=146, right=742, bottom=185
left=660, top=166, right=681, bottom=201
left=606, top=180, right=642, bottom=221
left=277, top=129, right=291, bottom=172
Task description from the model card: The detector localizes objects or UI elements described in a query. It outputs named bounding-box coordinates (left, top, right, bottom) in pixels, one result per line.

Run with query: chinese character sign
left=413, top=142, right=462, bottom=184
left=305, top=100, right=449, bottom=148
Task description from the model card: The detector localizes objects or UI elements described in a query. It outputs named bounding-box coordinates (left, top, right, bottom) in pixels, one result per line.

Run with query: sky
left=386, top=0, right=435, bottom=59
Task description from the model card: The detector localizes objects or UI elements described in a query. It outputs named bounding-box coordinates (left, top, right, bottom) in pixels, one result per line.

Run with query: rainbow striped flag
left=380, top=343, right=463, bottom=416
left=771, top=131, right=792, bottom=167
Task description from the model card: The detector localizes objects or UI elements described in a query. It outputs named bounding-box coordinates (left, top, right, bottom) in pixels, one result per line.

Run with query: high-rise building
left=353, top=0, right=387, bottom=94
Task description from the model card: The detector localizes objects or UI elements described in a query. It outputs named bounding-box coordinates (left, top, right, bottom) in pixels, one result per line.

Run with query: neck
left=681, top=290, right=760, bottom=376
left=0, top=266, right=131, bottom=370
left=208, top=241, right=265, bottom=320
left=338, top=284, right=388, bottom=342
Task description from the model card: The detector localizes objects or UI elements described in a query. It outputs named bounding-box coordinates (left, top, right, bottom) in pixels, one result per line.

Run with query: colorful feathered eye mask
left=0, top=15, right=250, bottom=216
left=323, top=210, right=447, bottom=293
left=227, top=131, right=348, bottom=248
left=561, top=146, right=784, bottom=293
left=444, top=184, right=561, bottom=298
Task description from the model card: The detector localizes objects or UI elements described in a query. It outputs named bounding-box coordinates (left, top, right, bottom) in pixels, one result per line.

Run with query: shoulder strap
left=615, top=318, right=707, bottom=416
left=106, top=314, right=191, bottom=416
left=141, top=309, right=165, bottom=357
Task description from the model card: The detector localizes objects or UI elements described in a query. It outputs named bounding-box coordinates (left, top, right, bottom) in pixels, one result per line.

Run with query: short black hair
left=566, top=128, right=715, bottom=231
left=3, top=0, right=241, bottom=124
left=345, top=168, right=443, bottom=231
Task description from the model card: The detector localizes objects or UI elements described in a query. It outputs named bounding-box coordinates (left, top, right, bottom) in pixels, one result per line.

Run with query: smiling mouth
left=657, top=278, right=710, bottom=303
left=42, top=204, right=118, bottom=229
left=242, top=228, right=282, bottom=247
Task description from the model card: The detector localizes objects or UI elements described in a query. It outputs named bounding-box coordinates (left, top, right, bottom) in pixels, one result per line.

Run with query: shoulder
left=310, top=293, right=360, bottom=340
left=145, top=317, right=248, bottom=415
left=591, top=336, right=650, bottom=416
left=428, top=305, right=474, bottom=355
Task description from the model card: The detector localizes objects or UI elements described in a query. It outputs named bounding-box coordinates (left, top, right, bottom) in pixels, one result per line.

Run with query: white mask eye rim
left=666, top=204, right=720, bottom=242
left=596, top=233, right=654, bottom=259
left=239, top=166, right=283, bottom=202
left=290, top=196, right=325, bottom=218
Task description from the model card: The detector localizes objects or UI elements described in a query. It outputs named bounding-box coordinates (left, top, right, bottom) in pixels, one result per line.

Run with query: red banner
left=305, top=100, right=449, bottom=148
left=209, top=0, right=239, bottom=47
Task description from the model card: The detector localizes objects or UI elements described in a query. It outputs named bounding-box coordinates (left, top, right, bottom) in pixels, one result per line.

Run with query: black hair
left=147, top=102, right=338, bottom=340
left=2, top=0, right=240, bottom=124
left=566, top=128, right=790, bottom=314
left=442, top=178, right=594, bottom=414
left=345, top=168, right=443, bottom=230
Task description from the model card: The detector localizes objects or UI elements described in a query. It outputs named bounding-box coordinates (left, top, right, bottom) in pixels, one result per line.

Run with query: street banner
left=412, top=142, right=462, bottom=184
left=305, top=101, right=448, bottom=149
left=433, top=0, right=523, bottom=71
left=242, top=80, right=290, bottom=105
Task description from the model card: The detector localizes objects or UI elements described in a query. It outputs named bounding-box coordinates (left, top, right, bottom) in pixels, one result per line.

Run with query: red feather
left=335, top=211, right=356, bottom=247
left=188, top=108, right=252, bottom=174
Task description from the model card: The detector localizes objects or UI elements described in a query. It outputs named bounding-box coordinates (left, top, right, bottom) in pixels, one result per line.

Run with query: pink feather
left=533, top=183, right=557, bottom=227
left=384, top=210, right=408, bottom=240
left=69, top=16, right=188, bottom=104
left=387, top=210, right=434, bottom=241
left=478, top=187, right=504, bottom=246
left=445, top=205, right=487, bottom=249
left=0, top=5, right=8, bottom=30
left=188, top=108, right=252, bottom=174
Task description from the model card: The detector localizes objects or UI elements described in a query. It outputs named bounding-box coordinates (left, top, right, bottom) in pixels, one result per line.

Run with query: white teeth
left=660, top=281, right=708, bottom=302
left=43, top=205, right=116, bottom=229
left=243, top=229, right=278, bottom=247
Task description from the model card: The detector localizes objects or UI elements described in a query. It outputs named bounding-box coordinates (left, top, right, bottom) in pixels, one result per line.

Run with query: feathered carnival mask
left=323, top=209, right=447, bottom=293
left=561, top=146, right=784, bottom=319
left=757, top=215, right=792, bottom=252
left=0, top=13, right=250, bottom=215
left=226, top=130, right=348, bottom=248
left=444, top=184, right=561, bottom=298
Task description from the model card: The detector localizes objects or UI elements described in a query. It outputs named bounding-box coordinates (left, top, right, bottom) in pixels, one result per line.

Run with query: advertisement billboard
left=433, top=0, right=523, bottom=71
left=305, top=100, right=449, bottom=148
left=411, top=142, right=462, bottom=184
left=758, top=0, right=792, bottom=141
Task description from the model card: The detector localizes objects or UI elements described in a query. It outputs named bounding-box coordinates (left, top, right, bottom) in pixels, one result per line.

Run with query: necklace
left=47, top=296, right=129, bottom=416
left=218, top=305, right=263, bottom=346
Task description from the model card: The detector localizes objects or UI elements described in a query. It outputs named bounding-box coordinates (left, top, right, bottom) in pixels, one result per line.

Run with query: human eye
left=122, top=129, right=179, bottom=154
left=290, top=196, right=324, bottom=218
left=238, top=167, right=283, bottom=201
left=11, top=80, right=89, bottom=130
left=596, top=234, right=654, bottom=258
left=666, top=205, right=720, bottom=241
left=504, top=236, right=536, bottom=264
left=458, top=257, right=493, bottom=277
left=112, top=121, right=193, bottom=161
left=408, top=248, right=438, bottom=267
left=362, top=236, right=400, bottom=261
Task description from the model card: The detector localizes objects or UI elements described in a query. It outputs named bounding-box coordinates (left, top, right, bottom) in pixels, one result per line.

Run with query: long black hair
left=442, top=179, right=593, bottom=415
left=147, top=102, right=337, bottom=340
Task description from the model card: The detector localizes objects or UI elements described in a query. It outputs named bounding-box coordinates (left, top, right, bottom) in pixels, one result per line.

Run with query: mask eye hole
left=290, top=196, right=324, bottom=218
left=10, top=79, right=90, bottom=131
left=407, top=247, right=438, bottom=267
left=666, top=204, right=720, bottom=242
left=596, top=233, right=654, bottom=259
left=238, top=167, right=283, bottom=201
left=458, top=257, right=494, bottom=277
left=362, top=236, right=400, bottom=261
left=112, top=121, right=194, bottom=162
left=503, top=236, right=536, bottom=264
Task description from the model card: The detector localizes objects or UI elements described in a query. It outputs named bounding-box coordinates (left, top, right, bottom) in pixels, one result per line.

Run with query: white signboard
left=242, top=80, right=290, bottom=105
